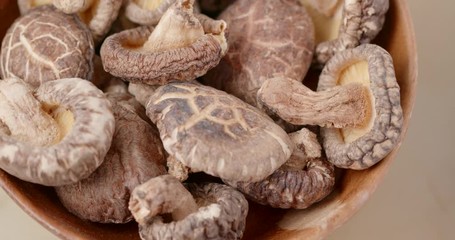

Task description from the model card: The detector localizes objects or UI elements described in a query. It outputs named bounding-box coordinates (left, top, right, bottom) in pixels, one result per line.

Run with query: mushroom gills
left=134, top=0, right=164, bottom=10
left=31, top=0, right=53, bottom=7
left=78, top=0, right=98, bottom=25
left=337, top=61, right=375, bottom=143
left=300, top=0, right=343, bottom=44
left=42, top=103, right=75, bottom=144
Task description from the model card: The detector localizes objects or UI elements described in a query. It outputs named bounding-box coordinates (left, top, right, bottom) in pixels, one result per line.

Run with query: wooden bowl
left=0, top=0, right=417, bottom=239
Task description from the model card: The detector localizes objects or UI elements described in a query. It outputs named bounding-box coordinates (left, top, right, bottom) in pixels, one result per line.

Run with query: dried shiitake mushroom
left=129, top=175, right=248, bottom=239
left=0, top=78, right=115, bottom=186
left=300, top=0, right=389, bottom=65
left=0, top=5, right=94, bottom=88
left=55, top=93, right=166, bottom=223
left=125, top=0, right=177, bottom=26
left=259, top=44, right=402, bottom=169
left=146, top=82, right=293, bottom=182
left=203, top=0, right=314, bottom=107
left=101, top=0, right=227, bottom=85
left=128, top=83, right=160, bottom=106
left=226, top=128, right=335, bottom=209
left=17, top=0, right=122, bottom=43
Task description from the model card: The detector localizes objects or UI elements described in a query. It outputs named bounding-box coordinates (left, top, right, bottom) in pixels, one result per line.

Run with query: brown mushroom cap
left=146, top=82, right=293, bottom=182
left=55, top=93, right=166, bottom=223
left=301, top=0, right=389, bottom=65
left=100, top=0, right=227, bottom=85
left=226, top=128, right=335, bottom=209
left=129, top=175, right=248, bottom=240
left=202, top=0, right=314, bottom=107
left=0, top=5, right=94, bottom=88
left=125, top=0, right=176, bottom=25
left=0, top=78, right=115, bottom=186
left=318, top=44, right=402, bottom=169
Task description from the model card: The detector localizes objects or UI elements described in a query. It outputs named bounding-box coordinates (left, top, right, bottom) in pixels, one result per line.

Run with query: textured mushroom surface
left=17, top=0, right=53, bottom=14
left=128, top=83, right=160, bottom=106
left=146, top=82, right=293, bottom=182
left=55, top=93, right=166, bottom=223
left=0, top=5, right=94, bottom=88
left=202, top=0, right=314, bottom=107
left=101, top=0, right=227, bottom=85
left=0, top=78, right=115, bottom=186
left=129, top=175, right=248, bottom=240
left=258, top=77, right=369, bottom=128
left=226, top=128, right=335, bottom=209
left=319, top=44, right=402, bottom=169
left=301, top=0, right=389, bottom=65
left=125, top=0, right=176, bottom=26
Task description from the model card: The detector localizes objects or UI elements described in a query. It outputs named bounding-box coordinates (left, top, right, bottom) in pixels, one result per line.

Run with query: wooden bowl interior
left=0, top=1, right=417, bottom=239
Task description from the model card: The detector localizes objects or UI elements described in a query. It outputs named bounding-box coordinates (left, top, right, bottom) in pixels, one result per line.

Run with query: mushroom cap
left=318, top=44, right=403, bottom=169
left=0, top=78, right=115, bottom=186
left=0, top=5, right=94, bottom=88
left=100, top=23, right=226, bottom=85
left=77, top=0, right=123, bottom=43
left=226, top=157, right=335, bottom=209
left=125, top=0, right=176, bottom=26
left=55, top=93, right=166, bottom=223
left=131, top=176, right=248, bottom=240
left=314, top=0, right=389, bottom=65
left=202, top=0, right=314, bottom=107
left=146, top=82, right=293, bottom=182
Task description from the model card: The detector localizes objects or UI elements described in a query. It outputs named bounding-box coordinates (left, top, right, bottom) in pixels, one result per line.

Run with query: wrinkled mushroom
left=0, top=5, right=94, bottom=88
left=17, top=0, right=122, bottom=43
left=55, top=93, right=166, bottom=223
left=259, top=44, right=403, bottom=169
left=300, top=0, right=389, bottom=65
left=226, top=128, right=335, bottom=209
left=0, top=78, right=115, bottom=186
left=101, top=0, right=227, bottom=85
left=202, top=0, right=314, bottom=107
left=129, top=175, right=248, bottom=239
left=146, top=82, right=293, bottom=182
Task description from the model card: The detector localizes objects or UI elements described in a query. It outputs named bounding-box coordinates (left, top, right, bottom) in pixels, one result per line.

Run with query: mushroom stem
left=129, top=175, right=199, bottom=225
left=134, top=0, right=164, bottom=10
left=53, top=0, right=94, bottom=14
left=166, top=155, right=190, bottom=182
left=258, top=77, right=369, bottom=128
left=142, top=0, right=204, bottom=51
left=0, top=78, right=60, bottom=146
left=286, top=128, right=321, bottom=169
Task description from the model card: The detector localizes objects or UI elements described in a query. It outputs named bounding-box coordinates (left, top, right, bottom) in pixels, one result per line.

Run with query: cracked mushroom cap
left=55, top=93, right=166, bottom=223
left=202, top=0, right=314, bottom=108
left=125, top=0, right=177, bottom=26
left=300, top=0, right=389, bottom=65
left=129, top=175, right=248, bottom=240
left=318, top=44, right=402, bottom=169
left=0, top=78, right=115, bottom=186
left=146, top=82, right=293, bottom=182
left=0, top=5, right=94, bottom=88
left=226, top=128, right=335, bottom=209
left=100, top=0, right=227, bottom=85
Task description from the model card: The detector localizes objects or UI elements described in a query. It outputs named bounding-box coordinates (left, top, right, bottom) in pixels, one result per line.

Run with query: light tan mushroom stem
left=286, top=128, right=321, bottom=169
left=0, top=78, right=61, bottom=146
left=166, top=155, right=190, bottom=182
left=133, top=0, right=164, bottom=10
left=128, top=83, right=160, bottom=106
left=258, top=77, right=369, bottom=128
left=53, top=0, right=93, bottom=14
left=129, top=175, right=198, bottom=224
left=142, top=0, right=204, bottom=51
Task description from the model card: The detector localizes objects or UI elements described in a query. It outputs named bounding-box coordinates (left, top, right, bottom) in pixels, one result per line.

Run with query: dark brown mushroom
left=226, top=128, right=335, bottom=209
left=300, top=0, right=389, bottom=65
left=0, top=78, right=115, bottom=186
left=146, top=82, right=293, bottom=182
left=129, top=175, right=248, bottom=239
left=0, top=5, right=94, bottom=88
left=55, top=93, right=166, bottom=223
left=202, top=0, right=314, bottom=108
left=101, top=0, right=227, bottom=85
